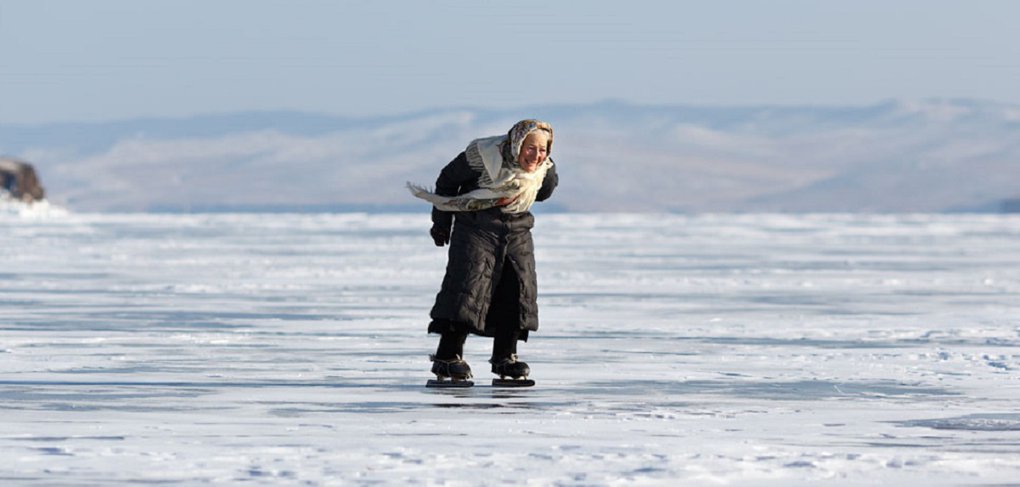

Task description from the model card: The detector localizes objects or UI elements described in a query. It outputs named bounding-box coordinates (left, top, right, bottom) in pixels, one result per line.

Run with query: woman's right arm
left=434, top=152, right=475, bottom=197
left=430, top=152, right=477, bottom=245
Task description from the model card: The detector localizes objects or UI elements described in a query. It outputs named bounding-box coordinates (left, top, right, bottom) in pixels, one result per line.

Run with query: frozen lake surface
left=2, top=211, right=1020, bottom=485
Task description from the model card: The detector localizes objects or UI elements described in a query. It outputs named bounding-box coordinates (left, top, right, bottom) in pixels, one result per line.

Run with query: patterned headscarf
left=507, top=119, right=554, bottom=162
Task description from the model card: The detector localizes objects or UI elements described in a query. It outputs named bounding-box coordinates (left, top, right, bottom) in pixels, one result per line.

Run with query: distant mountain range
left=3, top=99, right=1019, bottom=212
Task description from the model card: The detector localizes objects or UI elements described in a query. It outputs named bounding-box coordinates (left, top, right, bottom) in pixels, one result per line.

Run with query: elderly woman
left=408, top=119, right=558, bottom=386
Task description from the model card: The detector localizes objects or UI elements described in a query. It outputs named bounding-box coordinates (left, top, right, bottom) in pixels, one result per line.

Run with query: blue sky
left=2, top=0, right=1018, bottom=124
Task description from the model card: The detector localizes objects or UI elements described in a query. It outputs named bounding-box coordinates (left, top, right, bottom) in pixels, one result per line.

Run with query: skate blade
left=426, top=379, right=474, bottom=388
left=492, top=379, right=535, bottom=388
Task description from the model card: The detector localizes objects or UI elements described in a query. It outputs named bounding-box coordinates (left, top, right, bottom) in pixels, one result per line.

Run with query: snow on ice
left=1, top=210, right=1020, bottom=485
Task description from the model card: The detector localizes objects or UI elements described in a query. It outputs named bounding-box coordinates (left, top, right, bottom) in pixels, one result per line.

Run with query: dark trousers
left=435, top=259, right=521, bottom=362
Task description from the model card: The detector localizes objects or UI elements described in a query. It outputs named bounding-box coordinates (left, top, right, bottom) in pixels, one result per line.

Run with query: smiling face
left=517, top=131, right=550, bottom=173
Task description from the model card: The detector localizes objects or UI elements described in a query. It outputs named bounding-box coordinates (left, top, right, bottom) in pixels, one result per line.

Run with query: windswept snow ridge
left=1, top=212, right=1019, bottom=484
left=0, top=193, right=68, bottom=218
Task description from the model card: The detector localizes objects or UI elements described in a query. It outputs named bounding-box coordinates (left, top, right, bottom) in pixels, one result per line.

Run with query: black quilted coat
left=428, top=151, right=559, bottom=339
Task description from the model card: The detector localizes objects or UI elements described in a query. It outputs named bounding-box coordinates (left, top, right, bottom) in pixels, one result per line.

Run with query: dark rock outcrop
left=0, top=158, right=45, bottom=202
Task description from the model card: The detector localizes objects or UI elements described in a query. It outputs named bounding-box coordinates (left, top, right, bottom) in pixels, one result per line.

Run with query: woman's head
left=508, top=119, right=553, bottom=172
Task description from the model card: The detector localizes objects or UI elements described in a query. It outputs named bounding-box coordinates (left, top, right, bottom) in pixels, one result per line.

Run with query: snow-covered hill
left=3, top=99, right=1019, bottom=212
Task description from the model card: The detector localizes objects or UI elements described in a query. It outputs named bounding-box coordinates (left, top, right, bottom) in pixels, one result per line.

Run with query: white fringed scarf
left=407, top=132, right=553, bottom=213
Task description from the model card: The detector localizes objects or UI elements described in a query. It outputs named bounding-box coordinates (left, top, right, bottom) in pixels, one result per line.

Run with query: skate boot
left=427, top=355, right=474, bottom=388
left=490, top=354, right=535, bottom=387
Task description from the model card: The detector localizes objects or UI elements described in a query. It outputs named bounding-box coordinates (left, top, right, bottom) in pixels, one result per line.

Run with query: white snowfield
left=2, top=210, right=1019, bottom=485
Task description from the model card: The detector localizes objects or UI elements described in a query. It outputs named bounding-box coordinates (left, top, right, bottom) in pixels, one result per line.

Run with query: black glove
left=430, top=225, right=451, bottom=247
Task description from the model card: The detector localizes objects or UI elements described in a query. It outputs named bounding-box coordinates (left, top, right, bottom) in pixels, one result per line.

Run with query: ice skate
left=490, top=354, right=535, bottom=387
left=426, top=354, right=474, bottom=388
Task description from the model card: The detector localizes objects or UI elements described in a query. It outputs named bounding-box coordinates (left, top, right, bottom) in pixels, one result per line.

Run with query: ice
left=900, top=414, right=1020, bottom=431
left=2, top=212, right=1020, bottom=484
